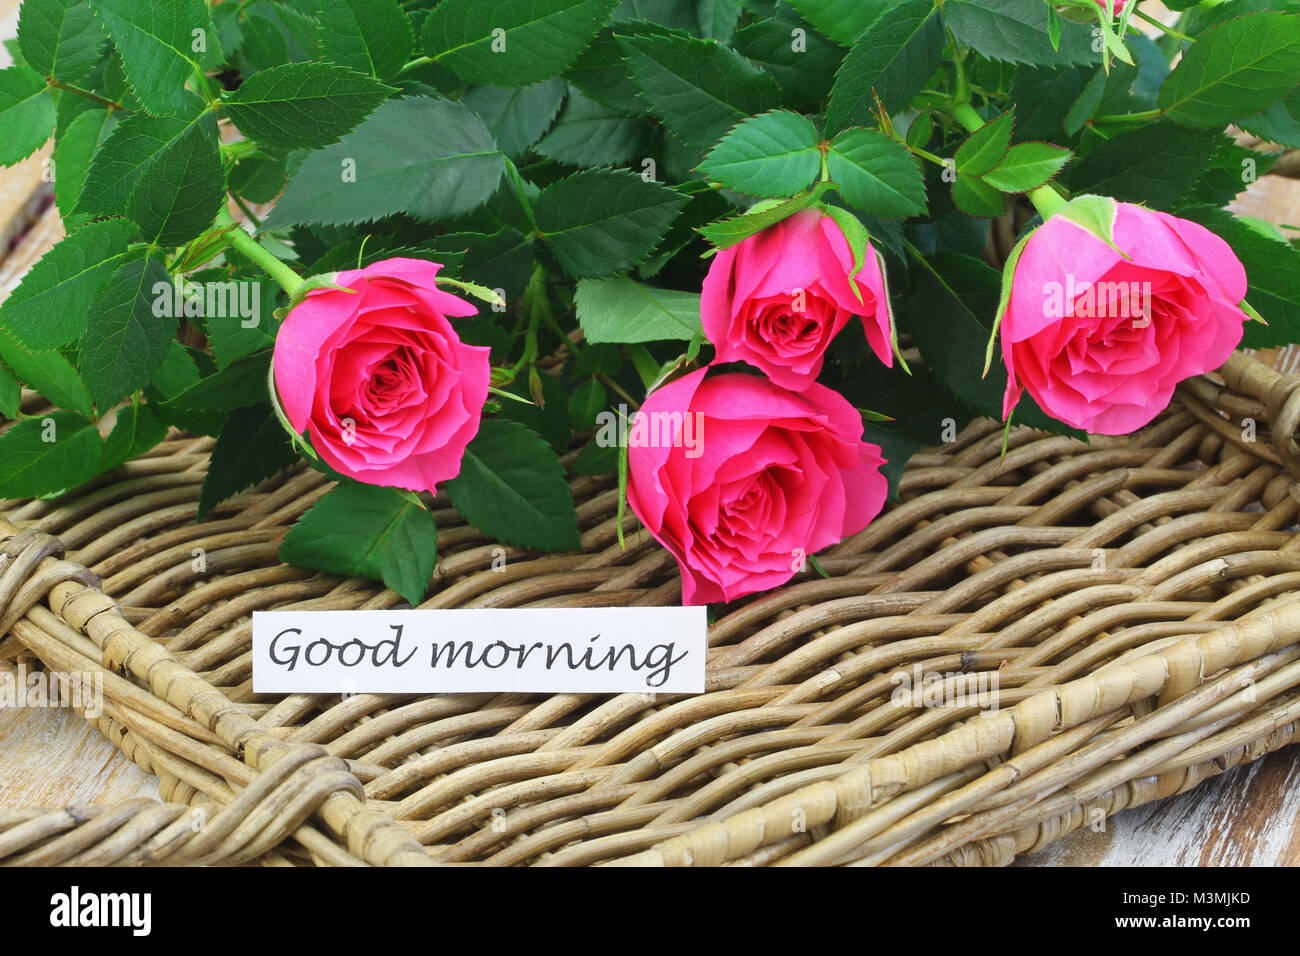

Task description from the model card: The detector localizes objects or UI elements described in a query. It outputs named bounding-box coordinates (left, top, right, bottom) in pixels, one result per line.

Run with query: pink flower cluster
left=627, top=210, right=892, bottom=604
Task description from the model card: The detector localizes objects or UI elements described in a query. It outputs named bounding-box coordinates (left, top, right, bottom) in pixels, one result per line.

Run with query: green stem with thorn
left=1131, top=8, right=1194, bottom=43
left=47, top=79, right=124, bottom=111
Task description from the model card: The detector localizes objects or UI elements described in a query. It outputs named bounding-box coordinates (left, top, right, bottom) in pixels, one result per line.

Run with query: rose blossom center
left=365, top=346, right=422, bottom=412
left=713, top=467, right=795, bottom=546
left=750, top=297, right=826, bottom=353
left=1059, top=278, right=1190, bottom=374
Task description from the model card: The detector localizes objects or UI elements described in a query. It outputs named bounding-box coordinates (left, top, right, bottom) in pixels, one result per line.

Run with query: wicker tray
left=2, top=350, right=1300, bottom=866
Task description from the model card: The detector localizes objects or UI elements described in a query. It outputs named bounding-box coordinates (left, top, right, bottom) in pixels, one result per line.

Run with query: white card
left=252, top=606, right=707, bottom=695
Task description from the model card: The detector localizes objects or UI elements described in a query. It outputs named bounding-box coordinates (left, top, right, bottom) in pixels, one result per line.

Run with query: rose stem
left=1130, top=9, right=1194, bottom=44
left=215, top=207, right=304, bottom=297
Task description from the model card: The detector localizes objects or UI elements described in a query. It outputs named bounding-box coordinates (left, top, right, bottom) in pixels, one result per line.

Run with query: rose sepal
left=983, top=193, right=1127, bottom=377
left=273, top=273, right=358, bottom=320
left=266, top=360, right=318, bottom=461
left=435, top=275, right=507, bottom=310
left=817, top=205, right=905, bottom=369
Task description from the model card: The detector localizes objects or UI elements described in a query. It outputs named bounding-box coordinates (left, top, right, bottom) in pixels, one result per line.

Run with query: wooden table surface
left=1, top=0, right=1298, bottom=866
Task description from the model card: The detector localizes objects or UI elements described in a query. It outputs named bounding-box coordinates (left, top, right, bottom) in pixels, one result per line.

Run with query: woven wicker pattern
left=3, top=351, right=1300, bottom=866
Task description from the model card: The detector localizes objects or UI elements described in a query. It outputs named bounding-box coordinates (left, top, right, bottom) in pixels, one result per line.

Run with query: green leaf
left=0, top=362, right=20, bottom=419
left=162, top=352, right=271, bottom=414
left=497, top=372, right=570, bottom=454
left=944, top=0, right=1098, bottom=67
left=903, top=259, right=1082, bottom=438
left=201, top=276, right=277, bottom=369
left=697, top=109, right=820, bottom=197
left=280, top=482, right=437, bottom=605
left=147, top=339, right=201, bottom=399
left=229, top=151, right=289, bottom=204
left=78, top=256, right=177, bottom=409
left=1008, top=65, right=1089, bottom=142
left=697, top=0, right=741, bottom=43
left=127, top=121, right=224, bottom=246
left=243, top=0, right=319, bottom=66
left=731, top=17, right=844, bottom=112
left=783, top=0, right=891, bottom=46
left=317, top=0, right=414, bottom=81
left=263, top=96, right=505, bottom=229
left=568, top=435, right=617, bottom=475
left=535, top=168, right=687, bottom=278
left=220, top=62, right=394, bottom=149
left=462, top=78, right=567, bottom=159
left=1066, top=122, right=1222, bottom=210
left=951, top=173, right=1007, bottom=219
left=619, top=29, right=781, bottom=153
left=198, top=403, right=297, bottom=517
left=564, top=26, right=646, bottom=114
left=87, top=0, right=219, bottom=116
left=955, top=109, right=1015, bottom=176
left=860, top=422, right=922, bottom=503
left=1183, top=140, right=1278, bottom=208
left=825, top=128, right=927, bottom=219
left=568, top=378, right=607, bottom=432
left=75, top=109, right=210, bottom=217
left=211, top=1, right=241, bottom=62
left=239, top=13, right=292, bottom=73
left=1178, top=206, right=1300, bottom=350
left=573, top=342, right=623, bottom=379
left=445, top=419, right=581, bottom=551
left=535, top=87, right=652, bottom=166
left=0, top=218, right=138, bottom=349
left=1239, top=90, right=1300, bottom=149
left=981, top=142, right=1072, bottom=193
left=0, top=67, right=56, bottom=167
left=1064, top=60, right=1141, bottom=137
left=18, top=0, right=106, bottom=81
left=0, top=331, right=93, bottom=416
left=52, top=107, right=118, bottom=221
left=697, top=187, right=825, bottom=249
left=1159, top=12, right=1300, bottom=129
left=574, top=276, right=702, bottom=343
left=422, top=0, right=618, bottom=86
left=100, top=401, right=168, bottom=472
left=0, top=411, right=103, bottom=498
left=824, top=0, right=945, bottom=135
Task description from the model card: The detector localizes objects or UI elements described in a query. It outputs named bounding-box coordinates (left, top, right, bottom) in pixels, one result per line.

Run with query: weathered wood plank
left=1021, top=749, right=1300, bottom=867
left=0, top=667, right=158, bottom=808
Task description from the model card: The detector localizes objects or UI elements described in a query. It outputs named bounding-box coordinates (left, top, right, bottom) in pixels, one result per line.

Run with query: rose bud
left=626, top=368, right=888, bottom=605
left=272, top=257, right=491, bottom=492
left=701, top=208, right=894, bottom=390
left=996, top=198, right=1248, bottom=435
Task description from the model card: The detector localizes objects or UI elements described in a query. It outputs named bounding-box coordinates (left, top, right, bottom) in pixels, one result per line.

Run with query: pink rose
left=626, top=368, right=888, bottom=604
left=701, top=209, right=893, bottom=390
left=272, top=257, right=491, bottom=492
left=1001, top=202, right=1247, bottom=435
left=1099, top=0, right=1127, bottom=15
